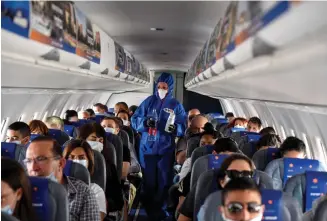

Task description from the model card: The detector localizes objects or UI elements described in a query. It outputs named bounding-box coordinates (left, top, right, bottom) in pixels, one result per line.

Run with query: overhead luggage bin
left=1, top=1, right=150, bottom=92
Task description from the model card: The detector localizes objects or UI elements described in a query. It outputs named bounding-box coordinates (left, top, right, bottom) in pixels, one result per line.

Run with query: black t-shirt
left=122, top=143, right=131, bottom=162
left=179, top=180, right=197, bottom=218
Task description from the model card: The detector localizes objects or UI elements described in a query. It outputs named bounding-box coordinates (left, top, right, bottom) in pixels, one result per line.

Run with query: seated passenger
left=187, top=109, right=201, bottom=128
left=186, top=114, right=208, bottom=139
left=219, top=178, right=265, bottom=221
left=101, top=117, right=131, bottom=180
left=114, top=102, right=129, bottom=116
left=63, top=140, right=106, bottom=221
left=78, top=111, right=91, bottom=120
left=117, top=110, right=131, bottom=127
left=29, top=120, right=49, bottom=136
left=247, top=117, right=262, bottom=133
left=259, top=126, right=276, bottom=136
left=256, top=134, right=281, bottom=151
left=85, top=108, right=96, bottom=118
left=228, top=117, right=248, bottom=129
left=279, top=136, right=306, bottom=158
left=128, top=105, right=138, bottom=117
left=63, top=110, right=78, bottom=125
left=225, top=112, right=235, bottom=123
left=1, top=158, right=36, bottom=221
left=178, top=154, right=255, bottom=221
left=24, top=136, right=100, bottom=221
left=44, top=116, right=70, bottom=145
left=93, top=103, right=107, bottom=116
left=78, top=123, right=124, bottom=214
left=5, top=122, right=30, bottom=146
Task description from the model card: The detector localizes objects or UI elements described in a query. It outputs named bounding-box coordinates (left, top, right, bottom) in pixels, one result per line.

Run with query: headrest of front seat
left=1, top=142, right=26, bottom=163
left=63, top=160, right=90, bottom=185
left=252, top=147, right=281, bottom=171
left=91, top=150, right=107, bottom=191
left=186, top=135, right=201, bottom=158
left=29, top=176, right=69, bottom=221
left=313, top=197, right=327, bottom=221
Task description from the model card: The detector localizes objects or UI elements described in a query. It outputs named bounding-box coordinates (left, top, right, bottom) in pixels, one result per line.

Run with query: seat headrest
left=231, top=127, right=246, bottom=133
left=91, top=150, right=107, bottom=191
left=313, top=197, right=327, bottom=221
left=63, top=125, right=76, bottom=137
left=252, top=148, right=281, bottom=171
left=207, top=154, right=229, bottom=170
left=63, top=160, right=90, bottom=185
left=30, top=134, right=41, bottom=141
left=1, top=142, right=26, bottom=163
left=186, top=136, right=201, bottom=157
left=305, top=171, right=327, bottom=212
left=29, top=177, right=50, bottom=221
left=95, top=115, right=105, bottom=124
left=261, top=189, right=283, bottom=220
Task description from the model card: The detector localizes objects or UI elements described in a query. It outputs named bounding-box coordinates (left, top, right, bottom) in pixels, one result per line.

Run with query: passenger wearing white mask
left=63, top=139, right=107, bottom=221
left=117, top=110, right=131, bottom=127
left=5, top=122, right=31, bottom=146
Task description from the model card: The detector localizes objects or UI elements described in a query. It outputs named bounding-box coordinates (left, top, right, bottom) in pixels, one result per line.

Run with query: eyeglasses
left=227, top=202, right=262, bottom=214
left=225, top=170, right=253, bottom=179
left=23, top=156, right=60, bottom=166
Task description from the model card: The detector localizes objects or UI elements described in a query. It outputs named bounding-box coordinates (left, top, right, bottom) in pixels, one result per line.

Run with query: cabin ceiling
left=75, top=1, right=228, bottom=72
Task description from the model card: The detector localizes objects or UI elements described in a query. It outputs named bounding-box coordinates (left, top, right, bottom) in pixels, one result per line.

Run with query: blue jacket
left=131, top=73, right=186, bottom=155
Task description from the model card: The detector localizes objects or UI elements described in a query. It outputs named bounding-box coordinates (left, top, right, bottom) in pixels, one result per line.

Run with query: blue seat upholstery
left=29, top=176, right=69, bottom=221
left=63, top=125, right=78, bottom=138
left=284, top=171, right=327, bottom=212
left=265, top=158, right=325, bottom=189
left=63, top=160, right=90, bottom=185
left=252, top=148, right=281, bottom=171
left=30, top=134, right=41, bottom=141
left=1, top=142, right=26, bottom=163
left=48, top=129, right=70, bottom=146
left=95, top=115, right=106, bottom=124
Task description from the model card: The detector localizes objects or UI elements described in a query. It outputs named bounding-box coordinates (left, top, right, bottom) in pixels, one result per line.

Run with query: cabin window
left=280, top=126, right=286, bottom=140
left=313, top=136, right=327, bottom=164
left=302, top=133, right=311, bottom=159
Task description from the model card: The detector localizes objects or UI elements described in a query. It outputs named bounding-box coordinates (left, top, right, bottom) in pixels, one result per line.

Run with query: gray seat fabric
left=252, top=148, right=281, bottom=171
left=122, top=126, right=134, bottom=146
left=313, top=197, right=327, bottom=221
left=91, top=150, right=107, bottom=191
left=198, top=190, right=302, bottom=221
left=29, top=176, right=69, bottom=221
left=190, top=145, right=214, bottom=168
left=118, top=130, right=130, bottom=150
left=186, top=136, right=201, bottom=158
left=1, top=142, right=26, bottom=164
left=64, top=160, right=90, bottom=185
left=265, top=158, right=325, bottom=189
left=106, top=142, right=117, bottom=167
left=106, top=133, right=123, bottom=179
left=1, top=213, right=20, bottom=221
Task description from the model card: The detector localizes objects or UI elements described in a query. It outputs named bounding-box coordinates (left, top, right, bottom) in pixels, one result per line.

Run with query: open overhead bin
left=185, top=1, right=327, bottom=106
left=1, top=1, right=150, bottom=92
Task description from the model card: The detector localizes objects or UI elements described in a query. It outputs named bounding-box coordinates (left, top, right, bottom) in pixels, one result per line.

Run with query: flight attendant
left=132, top=72, right=186, bottom=220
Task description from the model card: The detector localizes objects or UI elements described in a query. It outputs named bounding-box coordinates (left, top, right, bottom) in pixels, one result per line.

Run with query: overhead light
left=150, top=28, right=164, bottom=31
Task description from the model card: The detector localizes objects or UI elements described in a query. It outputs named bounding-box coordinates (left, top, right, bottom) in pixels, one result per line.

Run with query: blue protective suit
left=131, top=72, right=186, bottom=220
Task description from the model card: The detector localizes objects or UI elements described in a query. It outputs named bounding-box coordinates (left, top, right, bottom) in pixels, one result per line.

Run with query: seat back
left=106, top=133, right=123, bottom=179
left=122, top=126, right=134, bottom=146
left=210, top=118, right=228, bottom=130
left=252, top=148, right=281, bottom=171
left=265, top=158, right=325, bottom=188
left=48, top=129, right=70, bottom=145
left=63, top=160, right=90, bottom=185
left=30, top=134, right=41, bottom=141
left=231, top=131, right=259, bottom=145
left=95, top=115, right=106, bottom=124
left=284, top=171, right=327, bottom=212
left=1, top=142, right=26, bottom=163
left=119, top=130, right=130, bottom=149
left=190, top=145, right=215, bottom=168
left=1, top=213, right=20, bottom=221
left=29, top=176, right=69, bottom=221
left=186, top=135, right=201, bottom=158
left=91, top=150, right=107, bottom=191
left=63, top=125, right=78, bottom=138
left=191, top=154, right=229, bottom=187
left=314, top=197, right=327, bottom=221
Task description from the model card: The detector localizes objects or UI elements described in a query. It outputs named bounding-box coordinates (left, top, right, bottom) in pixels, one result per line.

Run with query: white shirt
left=178, top=158, right=192, bottom=181
left=90, top=183, right=107, bottom=214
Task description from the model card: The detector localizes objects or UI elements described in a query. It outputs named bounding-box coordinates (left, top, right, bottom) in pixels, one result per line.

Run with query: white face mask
left=10, top=140, right=21, bottom=145
left=87, top=140, right=103, bottom=152
left=72, top=159, right=88, bottom=169
left=234, top=125, right=245, bottom=129
left=221, top=212, right=263, bottom=221
left=46, top=172, right=58, bottom=183
left=1, top=205, right=13, bottom=215
left=122, top=120, right=130, bottom=126
left=158, top=89, right=168, bottom=99
left=104, top=127, right=116, bottom=134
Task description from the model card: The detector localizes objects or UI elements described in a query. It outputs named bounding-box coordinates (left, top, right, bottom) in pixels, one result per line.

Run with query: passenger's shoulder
left=67, top=176, right=91, bottom=192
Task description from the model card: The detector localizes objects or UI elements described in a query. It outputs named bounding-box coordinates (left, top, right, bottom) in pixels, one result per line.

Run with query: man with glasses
left=219, top=177, right=265, bottom=221
left=24, top=136, right=100, bottom=221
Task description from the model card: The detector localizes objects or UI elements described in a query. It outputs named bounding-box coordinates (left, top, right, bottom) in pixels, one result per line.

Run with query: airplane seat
left=252, top=148, right=282, bottom=171
left=63, top=124, right=78, bottom=138
left=229, top=127, right=246, bottom=138
left=284, top=171, right=327, bottom=212
left=95, top=115, right=106, bottom=124
left=106, top=141, right=117, bottom=167
left=48, top=129, right=70, bottom=146
left=190, top=154, right=229, bottom=187
left=122, top=125, right=135, bottom=146
left=63, top=160, right=90, bottom=185
left=1, top=213, right=20, bottom=221
left=186, top=135, right=201, bottom=158
left=236, top=132, right=261, bottom=151
left=264, top=158, right=325, bottom=189
left=1, top=142, right=26, bottom=163
left=30, top=133, right=42, bottom=141
left=119, top=130, right=141, bottom=174
left=106, top=133, right=123, bottom=179
left=91, top=150, right=107, bottom=191
left=29, top=176, right=69, bottom=221
left=210, top=118, right=228, bottom=131
left=190, top=145, right=215, bottom=167
left=197, top=189, right=302, bottom=221
left=313, top=197, right=327, bottom=221
left=253, top=170, right=275, bottom=190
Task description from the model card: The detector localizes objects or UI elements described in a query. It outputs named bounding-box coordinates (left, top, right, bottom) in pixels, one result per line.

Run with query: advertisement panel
left=115, top=42, right=126, bottom=72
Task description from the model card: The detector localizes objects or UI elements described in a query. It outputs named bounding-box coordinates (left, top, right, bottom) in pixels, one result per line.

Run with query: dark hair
left=115, top=102, right=128, bottom=112
left=78, top=123, right=107, bottom=148
left=101, top=117, right=118, bottom=128
left=63, top=139, right=94, bottom=175
left=256, top=134, right=281, bottom=150
left=93, top=103, right=103, bottom=108
left=213, top=138, right=241, bottom=154
left=64, top=110, right=78, bottom=121
left=259, top=127, right=276, bottom=136
left=117, top=110, right=131, bottom=121
left=1, top=157, right=36, bottom=221
left=30, top=136, right=63, bottom=157
left=28, top=120, right=48, bottom=135
left=228, top=117, right=248, bottom=128
left=103, top=105, right=108, bottom=112
left=279, top=136, right=306, bottom=156
left=129, top=105, right=138, bottom=115
left=114, top=117, right=123, bottom=129
left=248, top=117, right=262, bottom=128
left=217, top=154, right=255, bottom=186
left=221, top=177, right=261, bottom=205
left=85, top=108, right=95, bottom=117
left=200, top=122, right=221, bottom=140
left=8, top=122, right=31, bottom=138
left=225, top=112, right=234, bottom=118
